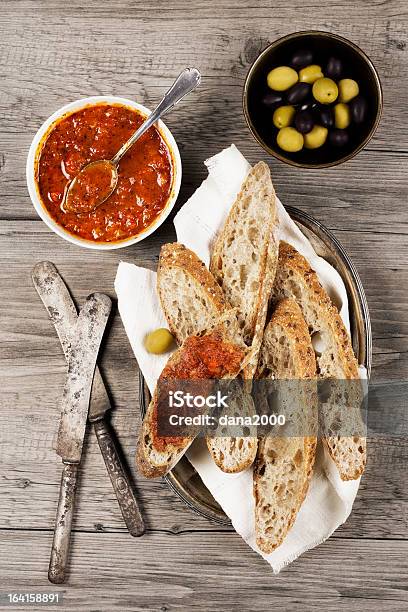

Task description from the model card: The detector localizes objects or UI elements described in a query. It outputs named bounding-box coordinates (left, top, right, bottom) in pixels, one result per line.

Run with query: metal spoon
left=63, top=67, right=201, bottom=214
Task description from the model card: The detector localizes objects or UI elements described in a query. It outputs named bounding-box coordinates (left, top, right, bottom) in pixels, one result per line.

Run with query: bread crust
left=258, top=298, right=317, bottom=379
left=136, top=324, right=248, bottom=478
left=157, top=242, right=258, bottom=474
left=254, top=436, right=317, bottom=553
left=210, top=161, right=278, bottom=351
left=137, top=356, right=193, bottom=478
left=276, top=242, right=359, bottom=379
left=273, top=242, right=366, bottom=481
left=205, top=380, right=258, bottom=473
left=207, top=162, right=279, bottom=470
left=158, top=243, right=227, bottom=342
left=254, top=298, right=317, bottom=553
left=243, top=238, right=279, bottom=380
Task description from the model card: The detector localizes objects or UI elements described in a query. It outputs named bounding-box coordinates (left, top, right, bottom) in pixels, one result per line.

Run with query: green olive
left=334, top=103, right=351, bottom=129
left=338, top=78, right=359, bottom=103
left=304, top=125, right=328, bottom=149
left=312, top=77, right=338, bottom=104
left=267, top=66, right=298, bottom=91
left=144, top=328, right=175, bottom=354
left=273, top=105, right=296, bottom=128
left=298, top=64, right=323, bottom=84
left=277, top=127, right=304, bottom=152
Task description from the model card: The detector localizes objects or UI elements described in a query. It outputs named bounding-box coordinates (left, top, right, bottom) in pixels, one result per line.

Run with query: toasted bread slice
left=158, top=242, right=228, bottom=343
left=210, top=161, right=278, bottom=379
left=157, top=243, right=257, bottom=473
left=272, top=242, right=366, bottom=481
left=254, top=299, right=317, bottom=554
left=137, top=387, right=188, bottom=479
left=137, top=323, right=249, bottom=478
left=206, top=379, right=257, bottom=473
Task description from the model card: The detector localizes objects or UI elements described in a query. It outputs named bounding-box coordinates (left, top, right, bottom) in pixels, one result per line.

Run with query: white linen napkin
left=115, top=144, right=362, bottom=572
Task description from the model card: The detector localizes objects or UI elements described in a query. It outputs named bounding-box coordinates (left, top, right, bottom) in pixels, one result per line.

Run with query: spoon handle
left=111, top=67, right=201, bottom=166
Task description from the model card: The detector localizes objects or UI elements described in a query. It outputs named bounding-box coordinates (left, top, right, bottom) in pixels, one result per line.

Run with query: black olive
left=291, top=48, right=314, bottom=69
left=329, top=129, right=349, bottom=147
left=300, top=101, right=317, bottom=112
left=294, top=110, right=314, bottom=134
left=325, top=56, right=343, bottom=80
left=318, top=106, right=334, bottom=129
left=261, top=91, right=284, bottom=107
left=286, top=82, right=312, bottom=105
left=350, top=95, right=368, bottom=124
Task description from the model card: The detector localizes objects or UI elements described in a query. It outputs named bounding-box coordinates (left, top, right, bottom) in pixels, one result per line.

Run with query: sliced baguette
left=272, top=242, right=366, bottom=481
left=157, top=242, right=257, bottom=473
left=205, top=379, right=257, bottom=473
left=137, top=323, right=248, bottom=478
left=137, top=387, right=188, bottom=479
left=158, top=242, right=228, bottom=343
left=254, top=299, right=317, bottom=554
left=210, top=161, right=278, bottom=379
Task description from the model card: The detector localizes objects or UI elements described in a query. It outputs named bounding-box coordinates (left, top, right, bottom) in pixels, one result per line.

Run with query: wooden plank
left=1, top=429, right=407, bottom=538
left=1, top=221, right=406, bottom=354
left=0, top=2, right=408, bottom=221
left=0, top=531, right=407, bottom=612
left=0, top=223, right=406, bottom=537
left=2, top=139, right=408, bottom=239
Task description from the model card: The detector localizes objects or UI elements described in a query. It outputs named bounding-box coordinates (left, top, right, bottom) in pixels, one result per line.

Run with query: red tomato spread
left=152, top=331, right=246, bottom=451
left=64, top=160, right=117, bottom=214
left=161, top=334, right=245, bottom=381
left=36, top=104, right=173, bottom=242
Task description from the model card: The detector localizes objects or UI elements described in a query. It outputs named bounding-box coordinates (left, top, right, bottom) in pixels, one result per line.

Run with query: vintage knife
left=32, top=262, right=145, bottom=541
left=47, top=291, right=111, bottom=583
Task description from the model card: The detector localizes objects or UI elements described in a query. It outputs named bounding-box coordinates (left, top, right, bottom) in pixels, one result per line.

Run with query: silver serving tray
left=139, top=206, right=372, bottom=525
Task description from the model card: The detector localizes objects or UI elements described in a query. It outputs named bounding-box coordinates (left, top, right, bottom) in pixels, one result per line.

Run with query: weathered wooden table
left=1, top=1, right=407, bottom=610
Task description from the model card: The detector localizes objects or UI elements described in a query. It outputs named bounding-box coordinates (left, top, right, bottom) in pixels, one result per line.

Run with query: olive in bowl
left=243, top=31, right=382, bottom=168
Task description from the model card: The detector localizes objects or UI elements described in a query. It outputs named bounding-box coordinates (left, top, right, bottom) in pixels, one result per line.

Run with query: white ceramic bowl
left=26, top=96, right=182, bottom=250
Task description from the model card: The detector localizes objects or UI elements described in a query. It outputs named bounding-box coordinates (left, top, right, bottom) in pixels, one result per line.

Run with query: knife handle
left=48, top=463, right=78, bottom=584
left=93, top=419, right=145, bottom=537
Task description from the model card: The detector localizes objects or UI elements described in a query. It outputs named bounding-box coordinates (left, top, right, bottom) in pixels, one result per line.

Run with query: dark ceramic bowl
left=243, top=31, right=383, bottom=168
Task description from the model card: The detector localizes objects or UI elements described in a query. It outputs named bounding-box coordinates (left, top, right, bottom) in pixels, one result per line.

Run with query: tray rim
left=139, top=206, right=372, bottom=525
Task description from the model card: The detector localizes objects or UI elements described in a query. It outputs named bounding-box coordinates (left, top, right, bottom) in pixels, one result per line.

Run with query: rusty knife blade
left=33, top=262, right=145, bottom=537
left=32, top=261, right=110, bottom=420
left=56, top=292, right=111, bottom=463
